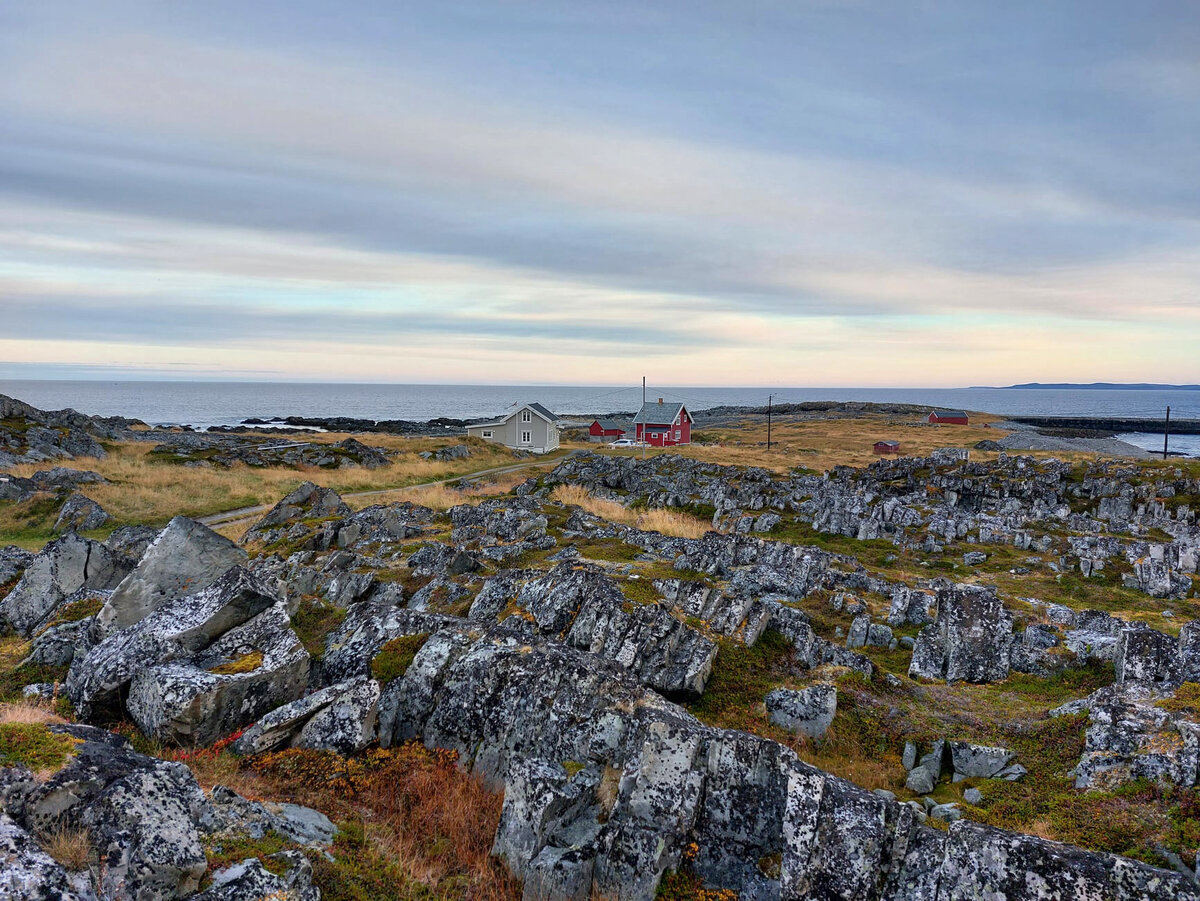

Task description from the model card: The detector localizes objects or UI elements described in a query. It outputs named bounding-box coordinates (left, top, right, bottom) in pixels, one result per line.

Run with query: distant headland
left=981, top=382, right=1200, bottom=390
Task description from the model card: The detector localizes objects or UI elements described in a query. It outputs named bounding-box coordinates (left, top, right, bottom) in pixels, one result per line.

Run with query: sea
left=3, top=380, right=1200, bottom=457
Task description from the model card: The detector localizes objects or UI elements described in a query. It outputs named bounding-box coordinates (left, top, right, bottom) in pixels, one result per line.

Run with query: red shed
left=874, top=440, right=901, bottom=455
left=928, top=410, right=969, bottom=425
left=633, top=399, right=692, bottom=447
left=588, top=419, right=627, bottom=441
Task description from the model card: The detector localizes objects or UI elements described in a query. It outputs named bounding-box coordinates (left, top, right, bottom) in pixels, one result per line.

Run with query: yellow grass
left=354, top=470, right=532, bottom=512
left=0, top=701, right=67, bottom=726
left=42, top=825, right=91, bottom=871
left=584, top=411, right=1126, bottom=472
left=550, top=484, right=711, bottom=539
left=1, top=438, right=567, bottom=550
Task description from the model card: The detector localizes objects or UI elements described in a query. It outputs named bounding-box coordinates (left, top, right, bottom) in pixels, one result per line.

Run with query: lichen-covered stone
left=231, top=677, right=380, bottom=755
left=93, top=516, right=249, bottom=638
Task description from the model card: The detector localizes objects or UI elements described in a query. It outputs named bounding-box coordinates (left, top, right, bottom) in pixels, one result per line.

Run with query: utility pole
left=641, top=377, right=647, bottom=460
left=1164, top=405, right=1171, bottom=460
left=767, top=394, right=774, bottom=450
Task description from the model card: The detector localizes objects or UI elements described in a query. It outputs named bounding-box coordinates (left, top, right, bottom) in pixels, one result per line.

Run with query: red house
left=634, top=399, right=692, bottom=447
left=874, top=440, right=901, bottom=455
left=928, top=410, right=969, bottom=425
left=588, top=419, right=627, bottom=442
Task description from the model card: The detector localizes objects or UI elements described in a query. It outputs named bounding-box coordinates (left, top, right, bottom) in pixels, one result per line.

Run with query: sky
left=2, top=1, right=1199, bottom=387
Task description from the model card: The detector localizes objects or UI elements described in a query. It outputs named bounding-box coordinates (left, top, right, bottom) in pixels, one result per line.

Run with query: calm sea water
left=3, top=380, right=1199, bottom=455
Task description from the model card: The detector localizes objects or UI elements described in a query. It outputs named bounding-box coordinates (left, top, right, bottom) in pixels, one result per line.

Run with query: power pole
left=767, top=394, right=774, bottom=450
left=1164, top=405, right=1171, bottom=460
left=641, top=377, right=647, bottom=460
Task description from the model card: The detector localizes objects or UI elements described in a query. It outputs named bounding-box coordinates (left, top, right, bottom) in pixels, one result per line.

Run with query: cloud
left=1, top=3, right=1199, bottom=384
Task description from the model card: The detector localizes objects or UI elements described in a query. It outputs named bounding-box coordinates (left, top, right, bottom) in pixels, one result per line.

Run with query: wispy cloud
left=2, top=1, right=1199, bottom=383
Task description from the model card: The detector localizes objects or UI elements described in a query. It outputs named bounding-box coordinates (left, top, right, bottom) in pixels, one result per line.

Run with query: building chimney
left=657, top=397, right=663, bottom=404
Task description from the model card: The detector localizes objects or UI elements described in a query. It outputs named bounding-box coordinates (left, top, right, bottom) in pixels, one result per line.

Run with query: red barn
left=634, top=399, right=692, bottom=447
left=874, top=440, right=901, bottom=455
left=588, top=419, right=627, bottom=442
left=928, top=410, right=969, bottom=425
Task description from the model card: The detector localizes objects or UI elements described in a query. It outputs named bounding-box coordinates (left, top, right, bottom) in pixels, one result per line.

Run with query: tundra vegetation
left=2, top=393, right=1200, bottom=899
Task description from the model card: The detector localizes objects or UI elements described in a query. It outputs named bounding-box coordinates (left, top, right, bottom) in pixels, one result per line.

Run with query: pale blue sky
left=2, top=1, right=1198, bottom=384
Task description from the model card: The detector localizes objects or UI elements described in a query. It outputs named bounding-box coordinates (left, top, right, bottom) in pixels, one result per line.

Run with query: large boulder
left=765, top=684, right=837, bottom=738
left=66, top=567, right=279, bottom=720
left=93, top=516, right=248, bottom=638
left=12, top=724, right=209, bottom=900
left=909, top=584, right=1014, bottom=683
left=125, top=603, right=310, bottom=746
left=52, top=493, right=109, bottom=534
left=231, top=677, right=380, bottom=755
left=243, top=481, right=351, bottom=543
left=0, top=533, right=127, bottom=636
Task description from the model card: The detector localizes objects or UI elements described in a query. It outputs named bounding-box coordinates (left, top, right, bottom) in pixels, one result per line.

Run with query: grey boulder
left=52, top=493, right=110, bottom=534
left=93, top=515, right=249, bottom=637
left=231, top=677, right=380, bottom=755
left=765, top=684, right=837, bottom=738
left=0, top=532, right=127, bottom=636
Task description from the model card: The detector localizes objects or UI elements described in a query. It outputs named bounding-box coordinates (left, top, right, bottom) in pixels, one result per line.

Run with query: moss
left=371, top=633, right=430, bottom=684
left=575, top=539, right=642, bottom=563
left=1156, top=682, right=1200, bottom=719
left=310, top=829, right=436, bottom=901
left=37, top=596, right=104, bottom=634
left=686, top=630, right=794, bottom=733
left=208, top=650, right=263, bottom=675
left=562, top=760, right=585, bottom=777
left=619, top=578, right=661, bottom=606
left=0, top=723, right=78, bottom=771
left=290, top=597, right=348, bottom=660
left=204, top=829, right=292, bottom=881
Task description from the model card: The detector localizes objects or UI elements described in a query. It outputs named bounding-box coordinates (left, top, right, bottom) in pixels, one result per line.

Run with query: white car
left=608, top=438, right=638, bottom=448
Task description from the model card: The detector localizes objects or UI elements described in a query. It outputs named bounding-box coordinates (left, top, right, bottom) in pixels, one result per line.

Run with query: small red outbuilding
left=928, top=410, right=969, bottom=425
left=588, top=419, right=627, bottom=441
left=874, top=441, right=901, bottom=455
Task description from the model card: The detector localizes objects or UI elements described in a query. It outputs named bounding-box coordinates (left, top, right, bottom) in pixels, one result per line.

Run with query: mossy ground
left=371, top=634, right=431, bottom=684
left=0, top=722, right=78, bottom=771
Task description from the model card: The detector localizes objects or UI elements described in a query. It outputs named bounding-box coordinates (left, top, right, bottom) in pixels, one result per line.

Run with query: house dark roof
left=527, top=402, right=559, bottom=422
left=595, top=419, right=627, bottom=432
left=633, top=401, right=686, bottom=425
left=875, top=440, right=900, bottom=447
left=931, top=410, right=969, bottom=420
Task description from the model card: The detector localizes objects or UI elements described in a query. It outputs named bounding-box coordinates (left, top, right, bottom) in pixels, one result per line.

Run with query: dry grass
left=587, top=411, right=1119, bottom=472
left=0, top=701, right=67, bottom=726
left=550, top=485, right=711, bottom=539
left=182, top=745, right=519, bottom=900
left=42, top=825, right=91, bottom=871
left=1, top=438, right=564, bottom=550
left=360, top=470, right=532, bottom=512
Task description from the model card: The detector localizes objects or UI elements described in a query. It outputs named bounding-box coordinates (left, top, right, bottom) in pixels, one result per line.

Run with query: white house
left=466, top=402, right=561, bottom=453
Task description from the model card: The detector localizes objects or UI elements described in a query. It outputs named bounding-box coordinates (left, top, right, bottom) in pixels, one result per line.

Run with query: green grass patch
left=686, top=630, right=794, bottom=733
left=0, top=723, right=78, bottom=771
left=204, top=829, right=293, bottom=880
left=290, top=597, right=348, bottom=660
left=371, top=633, right=431, bottom=685
left=574, top=539, right=643, bottom=563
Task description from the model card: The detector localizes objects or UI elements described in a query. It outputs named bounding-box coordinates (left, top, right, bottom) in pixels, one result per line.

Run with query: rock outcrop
left=92, top=516, right=248, bottom=638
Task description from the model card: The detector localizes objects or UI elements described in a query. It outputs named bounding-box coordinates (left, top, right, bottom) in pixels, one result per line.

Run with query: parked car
left=608, top=438, right=638, bottom=448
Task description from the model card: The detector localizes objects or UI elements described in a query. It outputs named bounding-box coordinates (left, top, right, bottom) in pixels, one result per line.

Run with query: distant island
left=980, top=382, right=1200, bottom=390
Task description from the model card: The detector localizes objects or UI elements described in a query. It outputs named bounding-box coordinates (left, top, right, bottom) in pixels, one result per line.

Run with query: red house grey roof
left=633, top=401, right=687, bottom=426
left=594, top=419, right=627, bottom=432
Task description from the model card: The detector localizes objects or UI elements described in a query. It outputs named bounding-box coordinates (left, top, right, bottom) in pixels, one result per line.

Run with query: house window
left=521, top=431, right=531, bottom=444
left=675, top=430, right=681, bottom=440
left=521, top=410, right=532, bottom=423
left=482, top=430, right=493, bottom=438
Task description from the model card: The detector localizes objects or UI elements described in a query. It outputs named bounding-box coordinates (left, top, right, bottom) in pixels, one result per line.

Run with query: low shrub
left=371, top=634, right=431, bottom=684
